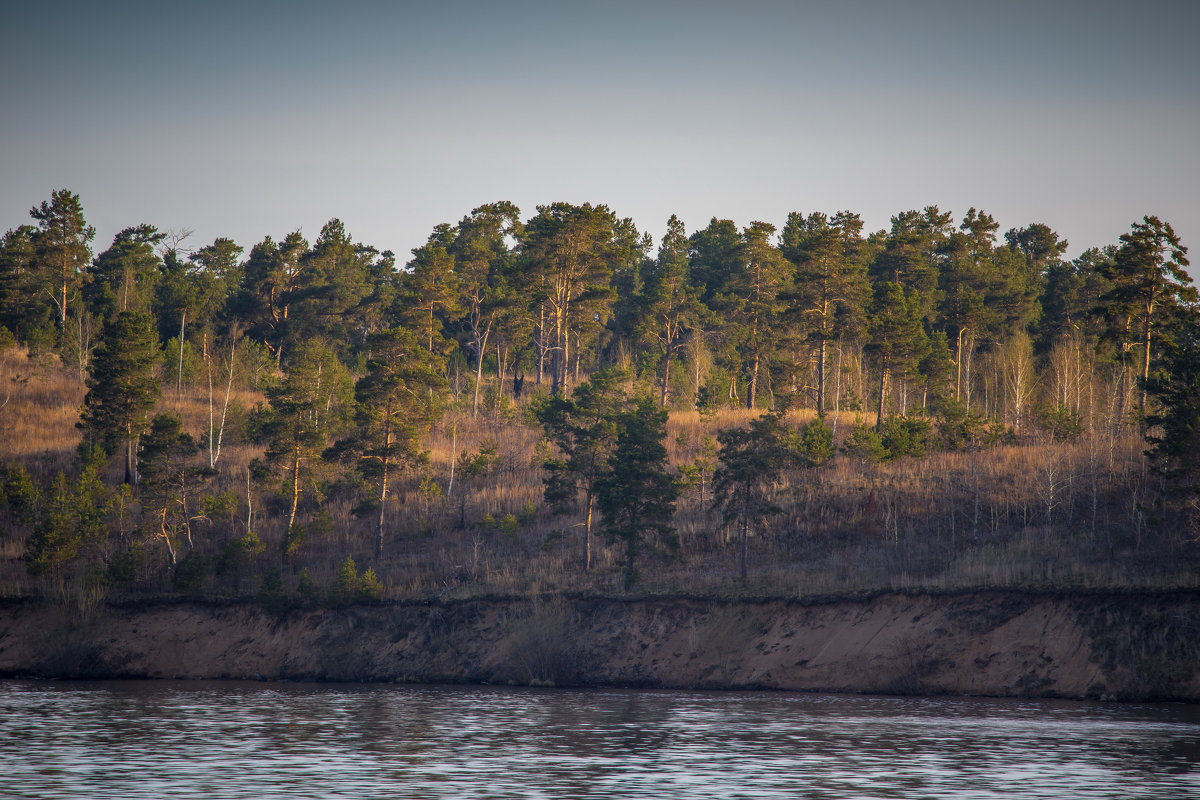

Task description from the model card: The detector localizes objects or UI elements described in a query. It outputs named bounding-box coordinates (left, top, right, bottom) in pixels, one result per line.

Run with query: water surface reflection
left=2, top=681, right=1197, bottom=799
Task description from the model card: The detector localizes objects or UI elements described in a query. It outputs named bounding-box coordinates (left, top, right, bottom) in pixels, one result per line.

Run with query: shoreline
left=1, top=588, right=1196, bottom=702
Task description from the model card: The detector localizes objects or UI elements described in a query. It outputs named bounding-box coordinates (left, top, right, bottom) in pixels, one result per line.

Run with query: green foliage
left=712, top=412, right=802, bottom=579
left=1037, top=403, right=1084, bottom=443
left=458, top=439, right=499, bottom=480
left=78, top=310, right=161, bottom=482
left=23, top=463, right=110, bottom=577
left=219, top=530, right=265, bottom=579
left=1, top=463, right=38, bottom=527
left=596, top=396, right=679, bottom=588
left=936, top=399, right=984, bottom=451
left=258, top=568, right=284, bottom=604
left=330, top=555, right=360, bottom=604
left=878, top=415, right=931, bottom=459
left=497, top=513, right=520, bottom=536
left=254, top=339, right=352, bottom=556
left=334, top=325, right=445, bottom=558
left=535, top=368, right=628, bottom=517
left=87, top=224, right=165, bottom=319
left=1145, top=312, right=1200, bottom=528
left=359, top=567, right=383, bottom=601
left=796, top=418, right=834, bottom=467
left=842, top=424, right=887, bottom=463
left=106, top=545, right=144, bottom=585
left=296, top=568, right=317, bottom=597
left=172, top=550, right=209, bottom=590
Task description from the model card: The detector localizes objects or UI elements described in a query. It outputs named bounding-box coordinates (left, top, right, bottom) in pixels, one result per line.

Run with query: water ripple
left=1, top=681, right=1197, bottom=799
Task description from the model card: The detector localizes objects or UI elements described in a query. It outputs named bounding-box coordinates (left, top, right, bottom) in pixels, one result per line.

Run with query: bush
left=936, top=400, right=985, bottom=451
left=842, top=424, right=887, bottom=463
left=358, top=568, right=383, bottom=601
left=1038, top=403, right=1084, bottom=442
left=797, top=418, right=834, bottom=466
left=330, top=555, right=359, bottom=604
left=172, top=550, right=209, bottom=590
left=879, top=415, right=930, bottom=459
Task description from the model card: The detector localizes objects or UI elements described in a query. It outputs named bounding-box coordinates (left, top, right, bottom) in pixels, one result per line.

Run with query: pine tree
left=87, top=224, right=165, bottom=319
left=520, top=203, right=618, bottom=395
left=139, top=414, right=213, bottom=567
left=535, top=368, right=629, bottom=570
left=333, top=326, right=445, bottom=559
left=866, top=283, right=928, bottom=429
left=29, top=189, right=95, bottom=329
left=1144, top=309, right=1200, bottom=534
left=1099, top=216, right=1195, bottom=416
left=638, top=215, right=704, bottom=406
left=726, top=222, right=790, bottom=409
left=596, top=396, right=679, bottom=588
left=712, top=411, right=801, bottom=581
left=449, top=202, right=522, bottom=415
left=252, top=339, right=352, bottom=559
left=781, top=210, right=869, bottom=415
left=79, top=310, right=162, bottom=484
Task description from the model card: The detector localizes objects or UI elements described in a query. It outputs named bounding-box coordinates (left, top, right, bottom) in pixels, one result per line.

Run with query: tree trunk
left=660, top=338, right=672, bottom=407
left=472, top=325, right=490, bottom=417
left=583, top=490, right=594, bottom=571
left=284, top=445, right=301, bottom=561
left=816, top=337, right=827, bottom=417
left=212, top=336, right=236, bottom=467
left=178, top=311, right=186, bottom=395
left=876, top=366, right=889, bottom=430
left=375, top=415, right=393, bottom=560
left=739, top=492, right=749, bottom=581
left=747, top=351, right=760, bottom=410
left=1140, top=302, right=1153, bottom=418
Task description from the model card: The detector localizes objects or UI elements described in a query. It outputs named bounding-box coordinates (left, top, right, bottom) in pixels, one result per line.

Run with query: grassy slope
left=1, top=345, right=1197, bottom=603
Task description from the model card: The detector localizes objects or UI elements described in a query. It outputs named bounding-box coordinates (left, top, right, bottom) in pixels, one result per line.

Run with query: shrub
left=879, top=415, right=930, bottom=459
left=358, top=568, right=383, bottom=601
left=842, top=424, right=887, bottom=463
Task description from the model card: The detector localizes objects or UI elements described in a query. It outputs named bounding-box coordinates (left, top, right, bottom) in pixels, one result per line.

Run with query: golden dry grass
left=1, top=345, right=1196, bottom=603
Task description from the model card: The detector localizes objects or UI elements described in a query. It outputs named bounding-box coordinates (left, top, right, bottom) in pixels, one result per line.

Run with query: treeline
left=0, top=190, right=1197, bottom=599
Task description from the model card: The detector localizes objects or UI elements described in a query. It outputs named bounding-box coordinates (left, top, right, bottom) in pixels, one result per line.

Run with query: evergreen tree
left=0, top=225, right=54, bottom=347
left=535, top=368, right=629, bottom=570
left=520, top=203, right=618, bottom=394
left=866, top=283, right=928, bottom=428
left=638, top=215, right=705, bottom=406
left=29, top=189, right=95, bottom=329
left=333, top=326, right=445, bottom=559
left=449, top=201, right=522, bottom=415
left=726, top=221, right=790, bottom=409
left=400, top=227, right=461, bottom=357
left=235, top=231, right=309, bottom=365
left=79, top=311, right=162, bottom=484
left=1144, top=309, right=1200, bottom=533
left=252, top=339, right=352, bottom=558
left=712, top=411, right=800, bottom=581
left=87, top=224, right=165, bottom=319
left=139, top=414, right=213, bottom=567
left=687, top=217, right=742, bottom=303
left=781, top=210, right=870, bottom=415
left=1099, top=216, right=1195, bottom=416
left=596, top=396, right=678, bottom=588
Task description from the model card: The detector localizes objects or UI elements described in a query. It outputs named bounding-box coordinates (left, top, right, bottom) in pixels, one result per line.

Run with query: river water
left=1, top=680, right=1197, bottom=799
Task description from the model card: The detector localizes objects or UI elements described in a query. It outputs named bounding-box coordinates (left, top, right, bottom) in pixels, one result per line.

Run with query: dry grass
left=1, top=347, right=1196, bottom=604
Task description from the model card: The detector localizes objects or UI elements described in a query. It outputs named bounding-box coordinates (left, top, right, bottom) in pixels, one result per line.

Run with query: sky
left=2, top=0, right=1197, bottom=266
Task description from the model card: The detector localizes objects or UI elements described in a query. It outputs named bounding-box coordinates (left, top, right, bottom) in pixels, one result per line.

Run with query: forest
left=0, top=190, right=1197, bottom=606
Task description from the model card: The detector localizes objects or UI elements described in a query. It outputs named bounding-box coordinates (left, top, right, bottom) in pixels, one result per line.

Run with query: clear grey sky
left=2, top=0, right=1197, bottom=263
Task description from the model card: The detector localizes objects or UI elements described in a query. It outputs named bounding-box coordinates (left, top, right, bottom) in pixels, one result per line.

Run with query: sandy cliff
left=0, top=590, right=1196, bottom=701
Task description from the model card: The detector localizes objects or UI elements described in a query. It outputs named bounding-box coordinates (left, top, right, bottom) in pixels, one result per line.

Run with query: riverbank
left=1, top=589, right=1196, bottom=701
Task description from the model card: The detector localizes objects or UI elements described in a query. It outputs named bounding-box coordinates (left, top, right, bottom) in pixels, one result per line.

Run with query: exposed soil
left=1, top=589, right=1197, bottom=701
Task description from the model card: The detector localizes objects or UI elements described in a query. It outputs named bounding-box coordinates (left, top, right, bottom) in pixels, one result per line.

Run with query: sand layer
left=1, top=590, right=1196, bottom=701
